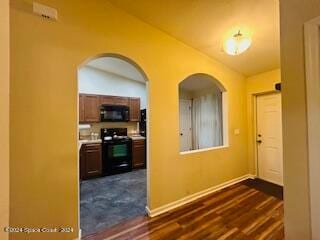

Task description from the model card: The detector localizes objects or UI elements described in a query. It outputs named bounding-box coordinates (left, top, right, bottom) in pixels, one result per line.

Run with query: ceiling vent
left=33, top=2, right=58, bottom=21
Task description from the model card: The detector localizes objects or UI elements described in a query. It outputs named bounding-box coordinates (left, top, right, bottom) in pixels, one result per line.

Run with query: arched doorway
left=77, top=54, right=149, bottom=237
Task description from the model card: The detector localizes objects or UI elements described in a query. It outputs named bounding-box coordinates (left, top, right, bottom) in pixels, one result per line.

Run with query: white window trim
left=180, top=92, right=229, bottom=155
left=180, top=145, right=229, bottom=155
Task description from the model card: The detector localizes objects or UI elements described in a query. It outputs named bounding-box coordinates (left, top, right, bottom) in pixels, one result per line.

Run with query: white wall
left=79, top=66, right=147, bottom=109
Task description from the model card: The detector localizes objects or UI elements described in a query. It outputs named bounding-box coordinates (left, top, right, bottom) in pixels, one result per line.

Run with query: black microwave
left=100, top=105, right=129, bottom=122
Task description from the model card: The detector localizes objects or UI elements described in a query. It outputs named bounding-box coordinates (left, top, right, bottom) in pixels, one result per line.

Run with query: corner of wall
left=0, top=0, right=10, bottom=240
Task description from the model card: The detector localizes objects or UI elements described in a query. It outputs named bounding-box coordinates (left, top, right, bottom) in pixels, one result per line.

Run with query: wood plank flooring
left=83, top=181, right=284, bottom=240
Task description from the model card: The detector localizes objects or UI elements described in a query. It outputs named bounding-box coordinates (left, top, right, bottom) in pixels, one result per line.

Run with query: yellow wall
left=246, top=68, right=281, bottom=174
left=10, top=0, right=248, bottom=239
left=0, top=0, right=10, bottom=239
left=280, top=0, right=320, bottom=239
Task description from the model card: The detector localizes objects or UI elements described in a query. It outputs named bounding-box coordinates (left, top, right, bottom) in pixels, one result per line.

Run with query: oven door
left=100, top=105, right=129, bottom=122
left=103, top=140, right=132, bottom=174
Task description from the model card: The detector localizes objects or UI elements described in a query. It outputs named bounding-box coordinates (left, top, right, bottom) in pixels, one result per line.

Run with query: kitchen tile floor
left=80, top=169, right=147, bottom=237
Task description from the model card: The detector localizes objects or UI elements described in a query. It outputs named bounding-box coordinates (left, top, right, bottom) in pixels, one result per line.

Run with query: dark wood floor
left=83, top=181, right=284, bottom=240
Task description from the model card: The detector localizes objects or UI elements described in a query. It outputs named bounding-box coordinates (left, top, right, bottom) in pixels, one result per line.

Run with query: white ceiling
left=87, top=57, right=145, bottom=82
left=108, top=0, right=280, bottom=77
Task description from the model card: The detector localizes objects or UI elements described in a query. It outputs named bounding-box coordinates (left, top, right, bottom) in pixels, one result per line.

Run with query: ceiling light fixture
left=223, top=30, right=252, bottom=56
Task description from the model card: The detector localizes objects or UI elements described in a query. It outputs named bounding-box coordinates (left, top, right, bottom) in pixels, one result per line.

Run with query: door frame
left=179, top=99, right=192, bottom=151
left=304, top=16, right=320, bottom=239
left=253, top=91, right=282, bottom=185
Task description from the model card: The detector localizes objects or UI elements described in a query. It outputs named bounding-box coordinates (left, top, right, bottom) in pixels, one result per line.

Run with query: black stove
left=101, top=128, right=132, bottom=175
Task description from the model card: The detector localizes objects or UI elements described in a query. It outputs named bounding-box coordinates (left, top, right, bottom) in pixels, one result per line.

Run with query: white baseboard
left=146, top=174, right=255, bottom=217
left=73, top=229, right=81, bottom=240
left=248, top=174, right=257, bottom=179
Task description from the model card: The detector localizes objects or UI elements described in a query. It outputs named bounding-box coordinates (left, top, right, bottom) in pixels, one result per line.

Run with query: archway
left=77, top=53, right=150, bottom=237
left=178, top=73, right=228, bottom=153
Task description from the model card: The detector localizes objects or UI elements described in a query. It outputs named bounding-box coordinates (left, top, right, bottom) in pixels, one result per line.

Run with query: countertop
left=78, top=139, right=102, bottom=151
left=129, top=135, right=146, bottom=141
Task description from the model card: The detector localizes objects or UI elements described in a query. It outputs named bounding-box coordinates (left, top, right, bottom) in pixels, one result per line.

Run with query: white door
left=179, top=99, right=192, bottom=152
left=257, top=93, right=283, bottom=185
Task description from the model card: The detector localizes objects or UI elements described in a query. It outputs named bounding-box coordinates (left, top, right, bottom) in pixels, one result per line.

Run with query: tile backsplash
left=79, top=122, right=139, bottom=139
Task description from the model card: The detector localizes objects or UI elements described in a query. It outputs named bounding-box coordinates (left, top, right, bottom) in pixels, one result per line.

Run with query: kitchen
left=77, top=56, right=148, bottom=237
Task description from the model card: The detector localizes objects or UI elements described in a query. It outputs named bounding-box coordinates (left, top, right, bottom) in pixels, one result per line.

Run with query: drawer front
left=85, top=143, right=101, bottom=150
left=133, top=139, right=145, bottom=146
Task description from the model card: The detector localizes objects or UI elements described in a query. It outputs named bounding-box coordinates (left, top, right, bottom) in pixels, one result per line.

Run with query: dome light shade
left=223, top=31, right=252, bottom=56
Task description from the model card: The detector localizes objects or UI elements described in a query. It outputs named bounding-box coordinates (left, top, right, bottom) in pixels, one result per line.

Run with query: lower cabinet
left=132, top=139, right=146, bottom=169
left=80, top=141, right=145, bottom=179
left=80, top=143, right=102, bottom=180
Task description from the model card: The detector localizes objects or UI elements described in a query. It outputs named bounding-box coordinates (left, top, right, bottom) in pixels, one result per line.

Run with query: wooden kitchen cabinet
left=79, top=94, right=85, bottom=122
left=79, top=94, right=141, bottom=123
left=129, top=98, right=141, bottom=122
left=79, top=94, right=100, bottom=123
left=100, top=96, right=129, bottom=106
left=80, top=143, right=102, bottom=179
left=132, top=139, right=146, bottom=169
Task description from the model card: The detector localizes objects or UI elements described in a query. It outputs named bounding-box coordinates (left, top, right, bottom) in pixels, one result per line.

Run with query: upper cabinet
left=100, top=96, right=129, bottom=106
left=79, top=94, right=141, bottom=123
left=129, top=98, right=140, bottom=122
left=79, top=94, right=100, bottom=123
left=79, top=94, right=85, bottom=122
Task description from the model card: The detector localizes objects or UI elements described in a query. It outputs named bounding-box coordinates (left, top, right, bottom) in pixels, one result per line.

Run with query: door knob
left=256, top=140, right=262, bottom=143
left=180, top=133, right=183, bottom=136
